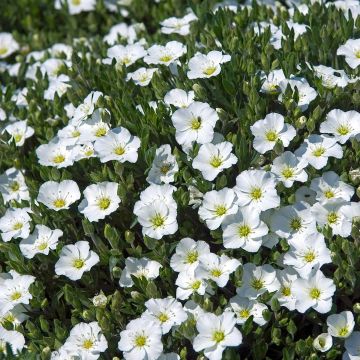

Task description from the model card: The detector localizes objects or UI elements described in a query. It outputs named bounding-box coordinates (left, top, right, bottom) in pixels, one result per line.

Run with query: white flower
left=4, top=120, right=34, bottom=147
left=193, top=312, right=242, bottom=360
left=310, top=171, right=354, bottom=203
left=344, top=331, right=360, bottom=359
left=126, top=67, right=158, bottom=86
left=171, top=101, right=219, bottom=147
left=313, top=333, right=333, bottom=352
left=292, top=268, right=336, bottom=314
left=192, top=141, right=237, bottom=181
left=0, top=168, right=29, bottom=203
left=270, top=202, right=317, bottom=241
left=234, top=170, right=280, bottom=212
left=279, top=77, right=317, bottom=111
left=187, top=51, right=231, bottom=79
left=103, top=43, right=146, bottom=67
left=164, top=89, right=195, bottom=108
left=271, top=151, right=308, bottom=188
left=44, top=75, right=71, bottom=100
left=77, top=108, right=111, bottom=143
left=119, top=257, right=162, bottom=288
left=196, top=253, right=240, bottom=287
left=40, top=58, right=68, bottom=78
left=228, top=295, right=268, bottom=326
left=94, top=127, right=141, bottom=163
left=295, top=186, right=317, bottom=205
left=146, top=144, right=178, bottom=184
left=55, top=241, right=99, bottom=280
left=19, top=225, right=62, bottom=259
left=295, top=134, right=343, bottom=170
left=0, top=326, right=25, bottom=355
left=36, top=139, right=75, bottom=168
left=0, top=304, right=28, bottom=326
left=144, top=41, right=187, bottom=66
left=103, top=23, right=137, bottom=45
left=327, top=311, right=355, bottom=339
left=0, top=208, right=31, bottom=242
left=285, top=21, right=309, bottom=39
left=198, top=188, right=238, bottom=230
left=0, top=33, right=19, bottom=59
left=313, top=65, right=350, bottom=89
left=160, top=13, right=198, bottom=36
left=73, top=143, right=96, bottom=160
left=283, top=232, right=332, bottom=278
left=222, top=207, right=268, bottom=252
left=37, top=180, right=81, bottom=211
left=142, top=297, right=188, bottom=334
left=62, top=321, right=108, bottom=359
left=250, top=113, right=296, bottom=154
left=320, top=109, right=360, bottom=143
left=78, top=182, right=121, bottom=222
left=337, top=39, right=360, bottom=69
left=73, top=91, right=103, bottom=122
left=274, top=267, right=299, bottom=311
left=175, top=270, right=207, bottom=300
left=237, top=263, right=280, bottom=299
left=260, top=69, right=286, bottom=94
left=170, top=237, right=210, bottom=273
left=55, top=0, right=96, bottom=14
left=118, top=318, right=163, bottom=360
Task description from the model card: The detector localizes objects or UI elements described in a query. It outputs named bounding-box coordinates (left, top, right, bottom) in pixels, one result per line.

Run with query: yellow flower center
left=215, top=205, right=227, bottom=216
left=14, top=134, right=23, bottom=143
left=157, top=313, right=169, bottom=323
left=71, top=0, right=81, bottom=5
left=312, top=146, right=326, bottom=157
left=151, top=214, right=165, bottom=228
left=203, top=66, right=217, bottom=76
left=355, top=50, right=360, bottom=58
left=324, top=189, right=334, bottom=199
left=318, top=338, right=325, bottom=348
left=120, top=56, right=131, bottom=65
left=250, top=187, right=262, bottom=200
left=238, top=224, right=252, bottom=237
left=114, top=146, right=125, bottom=155
left=95, top=127, right=107, bottom=137
left=82, top=339, right=94, bottom=349
left=290, top=217, right=302, bottom=231
left=191, top=280, right=201, bottom=290
left=2, top=313, right=15, bottom=324
left=212, top=330, right=225, bottom=343
left=310, top=287, right=321, bottom=299
left=186, top=250, right=198, bottom=264
left=134, top=335, right=147, bottom=347
left=304, top=250, right=316, bottom=263
left=12, top=222, right=23, bottom=230
left=191, top=117, right=201, bottom=130
left=265, top=130, right=278, bottom=142
left=281, top=167, right=294, bottom=179
left=73, top=258, right=85, bottom=269
left=53, top=198, right=66, bottom=208
left=71, top=130, right=80, bottom=138
left=10, top=291, right=22, bottom=301
left=10, top=181, right=20, bottom=192
left=327, top=212, right=338, bottom=224
left=159, top=54, right=173, bottom=62
left=281, top=286, right=291, bottom=297
left=0, top=47, right=8, bottom=56
left=238, top=309, right=250, bottom=318
left=337, top=125, right=350, bottom=135
left=160, top=163, right=171, bottom=174
left=97, top=197, right=111, bottom=210
left=251, top=278, right=264, bottom=290
left=84, top=149, right=94, bottom=157
left=37, top=241, right=48, bottom=251
left=267, top=84, right=279, bottom=94
left=210, top=268, right=222, bottom=278
left=210, top=156, right=223, bottom=168
left=338, top=327, right=349, bottom=337
left=53, top=154, right=65, bottom=164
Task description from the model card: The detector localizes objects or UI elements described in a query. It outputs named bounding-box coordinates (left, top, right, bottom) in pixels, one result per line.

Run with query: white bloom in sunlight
left=19, top=225, right=63, bottom=259
left=62, top=321, right=108, bottom=359
left=320, top=109, right=360, bottom=143
left=78, top=108, right=111, bottom=143
left=250, top=113, right=296, bottom=154
left=146, top=144, right=178, bottom=184
left=0, top=208, right=31, bottom=242
left=73, top=143, right=96, bottom=160
left=55, top=0, right=96, bottom=14
left=142, top=297, right=188, bottom=334
left=344, top=331, right=360, bottom=359
left=0, top=304, right=29, bottom=327
left=103, top=43, right=146, bottom=67
left=119, top=257, right=162, bottom=288
left=196, top=253, right=240, bottom=288
left=283, top=232, right=332, bottom=278
left=313, top=333, right=333, bottom=352
left=327, top=311, right=355, bottom=339
left=337, top=39, right=360, bottom=69
left=285, top=21, right=309, bottom=40
left=260, top=69, right=286, bottom=94
left=126, top=67, right=158, bottom=86
left=192, top=141, right=237, bottom=181
left=292, top=268, right=336, bottom=314
left=0, top=326, right=25, bottom=355
left=164, top=89, right=195, bottom=108
left=222, top=207, right=268, bottom=252
left=44, top=75, right=71, bottom=100
left=0, top=33, right=19, bottom=59
left=103, top=23, right=137, bottom=45
left=313, top=65, right=350, bottom=89
left=55, top=241, right=99, bottom=281
left=73, top=91, right=103, bottom=122
left=234, top=169, right=280, bottom=212
left=193, top=312, right=242, bottom=360
left=270, top=202, right=317, bottom=241
left=4, top=120, right=34, bottom=147
left=78, top=182, right=121, bottom=222
left=271, top=151, right=308, bottom=188
left=94, top=127, right=140, bottom=163
left=274, top=267, right=299, bottom=311
left=51, top=43, right=73, bottom=59
left=36, top=139, right=75, bottom=168
left=311, top=200, right=360, bottom=237
left=237, top=263, right=280, bottom=299
left=295, top=134, right=343, bottom=170
left=175, top=270, right=207, bottom=300
left=40, top=58, right=68, bottom=78
left=0, top=168, right=30, bottom=203
left=310, top=171, right=354, bottom=203
left=170, top=237, right=210, bottom=273
left=144, top=41, right=187, bottom=66
left=279, top=77, right=317, bottom=111
left=37, top=180, right=81, bottom=211
left=118, top=318, right=163, bottom=360
left=187, top=51, right=231, bottom=79
left=171, top=102, right=219, bottom=147
left=160, top=13, right=198, bottom=36
left=198, top=188, right=238, bottom=230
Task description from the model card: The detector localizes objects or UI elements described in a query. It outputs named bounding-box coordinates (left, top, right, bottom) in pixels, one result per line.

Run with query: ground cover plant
left=0, top=0, right=360, bottom=359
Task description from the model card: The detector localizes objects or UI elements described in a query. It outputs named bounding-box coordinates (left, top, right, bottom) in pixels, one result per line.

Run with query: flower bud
left=92, top=292, right=107, bottom=308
